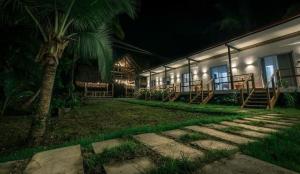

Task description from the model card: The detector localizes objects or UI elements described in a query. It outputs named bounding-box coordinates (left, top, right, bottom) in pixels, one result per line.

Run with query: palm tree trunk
left=28, top=61, right=58, bottom=146
left=21, top=89, right=41, bottom=110
left=1, top=96, right=10, bottom=116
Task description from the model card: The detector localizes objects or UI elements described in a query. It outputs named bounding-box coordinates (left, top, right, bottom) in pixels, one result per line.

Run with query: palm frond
left=69, top=26, right=113, bottom=81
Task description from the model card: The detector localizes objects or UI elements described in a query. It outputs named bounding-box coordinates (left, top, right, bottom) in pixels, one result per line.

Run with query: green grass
left=148, top=150, right=237, bottom=174
left=118, top=98, right=254, bottom=115
left=247, top=121, right=266, bottom=126
left=220, top=126, right=243, bottom=133
left=84, top=141, right=147, bottom=173
left=241, top=123, right=300, bottom=172
left=0, top=113, right=246, bottom=163
left=178, top=133, right=208, bottom=143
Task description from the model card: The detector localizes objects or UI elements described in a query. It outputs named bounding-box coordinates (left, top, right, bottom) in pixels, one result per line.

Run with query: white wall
left=146, top=35, right=300, bottom=89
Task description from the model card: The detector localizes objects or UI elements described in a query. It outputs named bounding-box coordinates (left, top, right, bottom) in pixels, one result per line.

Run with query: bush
left=277, top=92, right=299, bottom=108
left=211, top=93, right=239, bottom=105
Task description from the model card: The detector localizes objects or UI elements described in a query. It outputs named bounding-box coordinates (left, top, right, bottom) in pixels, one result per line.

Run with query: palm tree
left=1, top=0, right=136, bottom=146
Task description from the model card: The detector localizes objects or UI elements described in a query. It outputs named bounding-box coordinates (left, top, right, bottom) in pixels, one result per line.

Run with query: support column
left=164, top=66, right=167, bottom=89
left=149, top=71, right=152, bottom=100
left=227, top=46, right=234, bottom=90
left=188, top=59, right=192, bottom=101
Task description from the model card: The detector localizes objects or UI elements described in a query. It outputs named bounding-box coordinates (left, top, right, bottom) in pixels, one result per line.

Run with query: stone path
left=206, top=123, right=229, bottom=129
left=92, top=139, right=123, bottom=154
left=2, top=114, right=299, bottom=174
left=191, top=140, right=238, bottom=151
left=0, top=161, right=17, bottom=174
left=233, top=130, right=268, bottom=139
left=221, top=121, right=277, bottom=133
left=185, top=126, right=254, bottom=145
left=198, top=153, right=299, bottom=174
left=24, top=145, right=83, bottom=174
left=134, top=133, right=204, bottom=160
left=244, top=117, right=293, bottom=126
left=104, top=157, right=155, bottom=174
left=264, top=114, right=300, bottom=121
left=162, top=129, right=191, bottom=139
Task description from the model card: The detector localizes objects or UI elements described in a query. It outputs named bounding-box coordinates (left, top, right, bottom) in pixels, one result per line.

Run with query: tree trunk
left=28, top=62, right=58, bottom=146
left=21, top=89, right=41, bottom=110
left=1, top=96, right=10, bottom=116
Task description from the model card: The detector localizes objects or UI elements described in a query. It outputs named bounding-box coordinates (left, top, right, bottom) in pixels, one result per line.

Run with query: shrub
left=211, top=93, right=239, bottom=105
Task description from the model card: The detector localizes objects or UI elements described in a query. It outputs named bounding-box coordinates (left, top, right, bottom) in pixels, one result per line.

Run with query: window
left=210, top=65, right=229, bottom=90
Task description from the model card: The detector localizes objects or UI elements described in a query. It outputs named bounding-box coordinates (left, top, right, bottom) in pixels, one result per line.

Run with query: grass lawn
left=241, top=111, right=300, bottom=173
left=0, top=99, right=249, bottom=162
left=1, top=98, right=299, bottom=174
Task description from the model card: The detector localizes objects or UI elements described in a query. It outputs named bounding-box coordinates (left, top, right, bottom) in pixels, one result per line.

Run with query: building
left=75, top=54, right=141, bottom=98
left=139, top=15, right=300, bottom=109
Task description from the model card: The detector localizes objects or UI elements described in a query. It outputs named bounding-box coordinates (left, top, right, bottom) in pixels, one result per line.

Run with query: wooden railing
left=266, top=70, right=281, bottom=109
left=213, top=73, right=255, bottom=90
left=277, top=67, right=300, bottom=87
left=240, top=73, right=255, bottom=108
left=84, top=83, right=114, bottom=98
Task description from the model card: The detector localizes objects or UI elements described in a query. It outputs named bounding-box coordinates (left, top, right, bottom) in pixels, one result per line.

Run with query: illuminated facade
left=140, top=15, right=300, bottom=92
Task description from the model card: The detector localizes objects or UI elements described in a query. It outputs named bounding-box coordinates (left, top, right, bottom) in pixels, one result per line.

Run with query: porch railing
left=212, top=73, right=255, bottom=90
left=277, top=67, right=300, bottom=88
left=266, top=70, right=281, bottom=109
left=240, top=73, right=255, bottom=107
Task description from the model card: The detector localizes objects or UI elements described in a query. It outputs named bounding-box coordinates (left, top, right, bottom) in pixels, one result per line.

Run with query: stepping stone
left=92, top=139, right=123, bottom=154
left=233, top=119, right=251, bottom=124
left=254, top=116, right=300, bottom=124
left=191, top=140, right=238, bottom=151
left=206, top=124, right=229, bottom=129
left=262, top=123, right=288, bottom=129
left=134, top=133, right=174, bottom=147
left=234, top=130, right=269, bottom=139
left=198, top=153, right=298, bottom=174
left=162, top=129, right=190, bottom=139
left=185, top=126, right=254, bottom=145
left=259, top=115, right=281, bottom=119
left=267, top=113, right=283, bottom=116
left=104, top=157, right=155, bottom=174
left=24, top=145, right=83, bottom=174
left=235, top=118, right=288, bottom=129
left=221, top=121, right=277, bottom=133
left=266, top=114, right=299, bottom=121
left=0, top=161, right=17, bottom=174
left=244, top=118, right=293, bottom=126
left=134, top=133, right=203, bottom=160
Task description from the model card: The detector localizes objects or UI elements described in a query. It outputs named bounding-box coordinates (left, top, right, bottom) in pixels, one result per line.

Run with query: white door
left=263, top=56, right=278, bottom=88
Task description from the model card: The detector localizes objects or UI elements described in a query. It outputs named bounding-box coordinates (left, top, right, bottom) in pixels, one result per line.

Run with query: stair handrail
left=240, top=73, right=255, bottom=108
left=265, top=70, right=281, bottom=109
left=201, top=78, right=215, bottom=104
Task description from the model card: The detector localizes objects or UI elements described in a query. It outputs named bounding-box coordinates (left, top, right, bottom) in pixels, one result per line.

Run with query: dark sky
left=120, top=0, right=300, bottom=66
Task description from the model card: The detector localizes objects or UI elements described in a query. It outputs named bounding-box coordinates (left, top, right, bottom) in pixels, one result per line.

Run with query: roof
left=140, top=14, right=300, bottom=77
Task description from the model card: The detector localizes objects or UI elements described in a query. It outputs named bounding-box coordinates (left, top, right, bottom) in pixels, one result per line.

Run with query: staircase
left=243, top=88, right=271, bottom=109
left=190, top=91, right=214, bottom=104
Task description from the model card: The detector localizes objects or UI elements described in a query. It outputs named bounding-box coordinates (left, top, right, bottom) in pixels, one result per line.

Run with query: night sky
left=120, top=0, right=300, bottom=66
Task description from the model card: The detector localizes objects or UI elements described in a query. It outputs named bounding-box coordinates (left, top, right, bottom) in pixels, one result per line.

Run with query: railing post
left=240, top=89, right=244, bottom=105
left=251, top=73, right=255, bottom=89
left=246, top=81, right=250, bottom=94
left=112, top=84, right=114, bottom=97
left=84, top=83, right=87, bottom=97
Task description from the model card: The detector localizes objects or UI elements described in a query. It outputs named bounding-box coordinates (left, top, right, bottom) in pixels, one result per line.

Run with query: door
left=277, top=53, right=296, bottom=87
left=262, top=56, right=278, bottom=88
left=182, top=73, right=190, bottom=92
left=210, top=65, right=229, bottom=90
left=261, top=53, right=296, bottom=88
